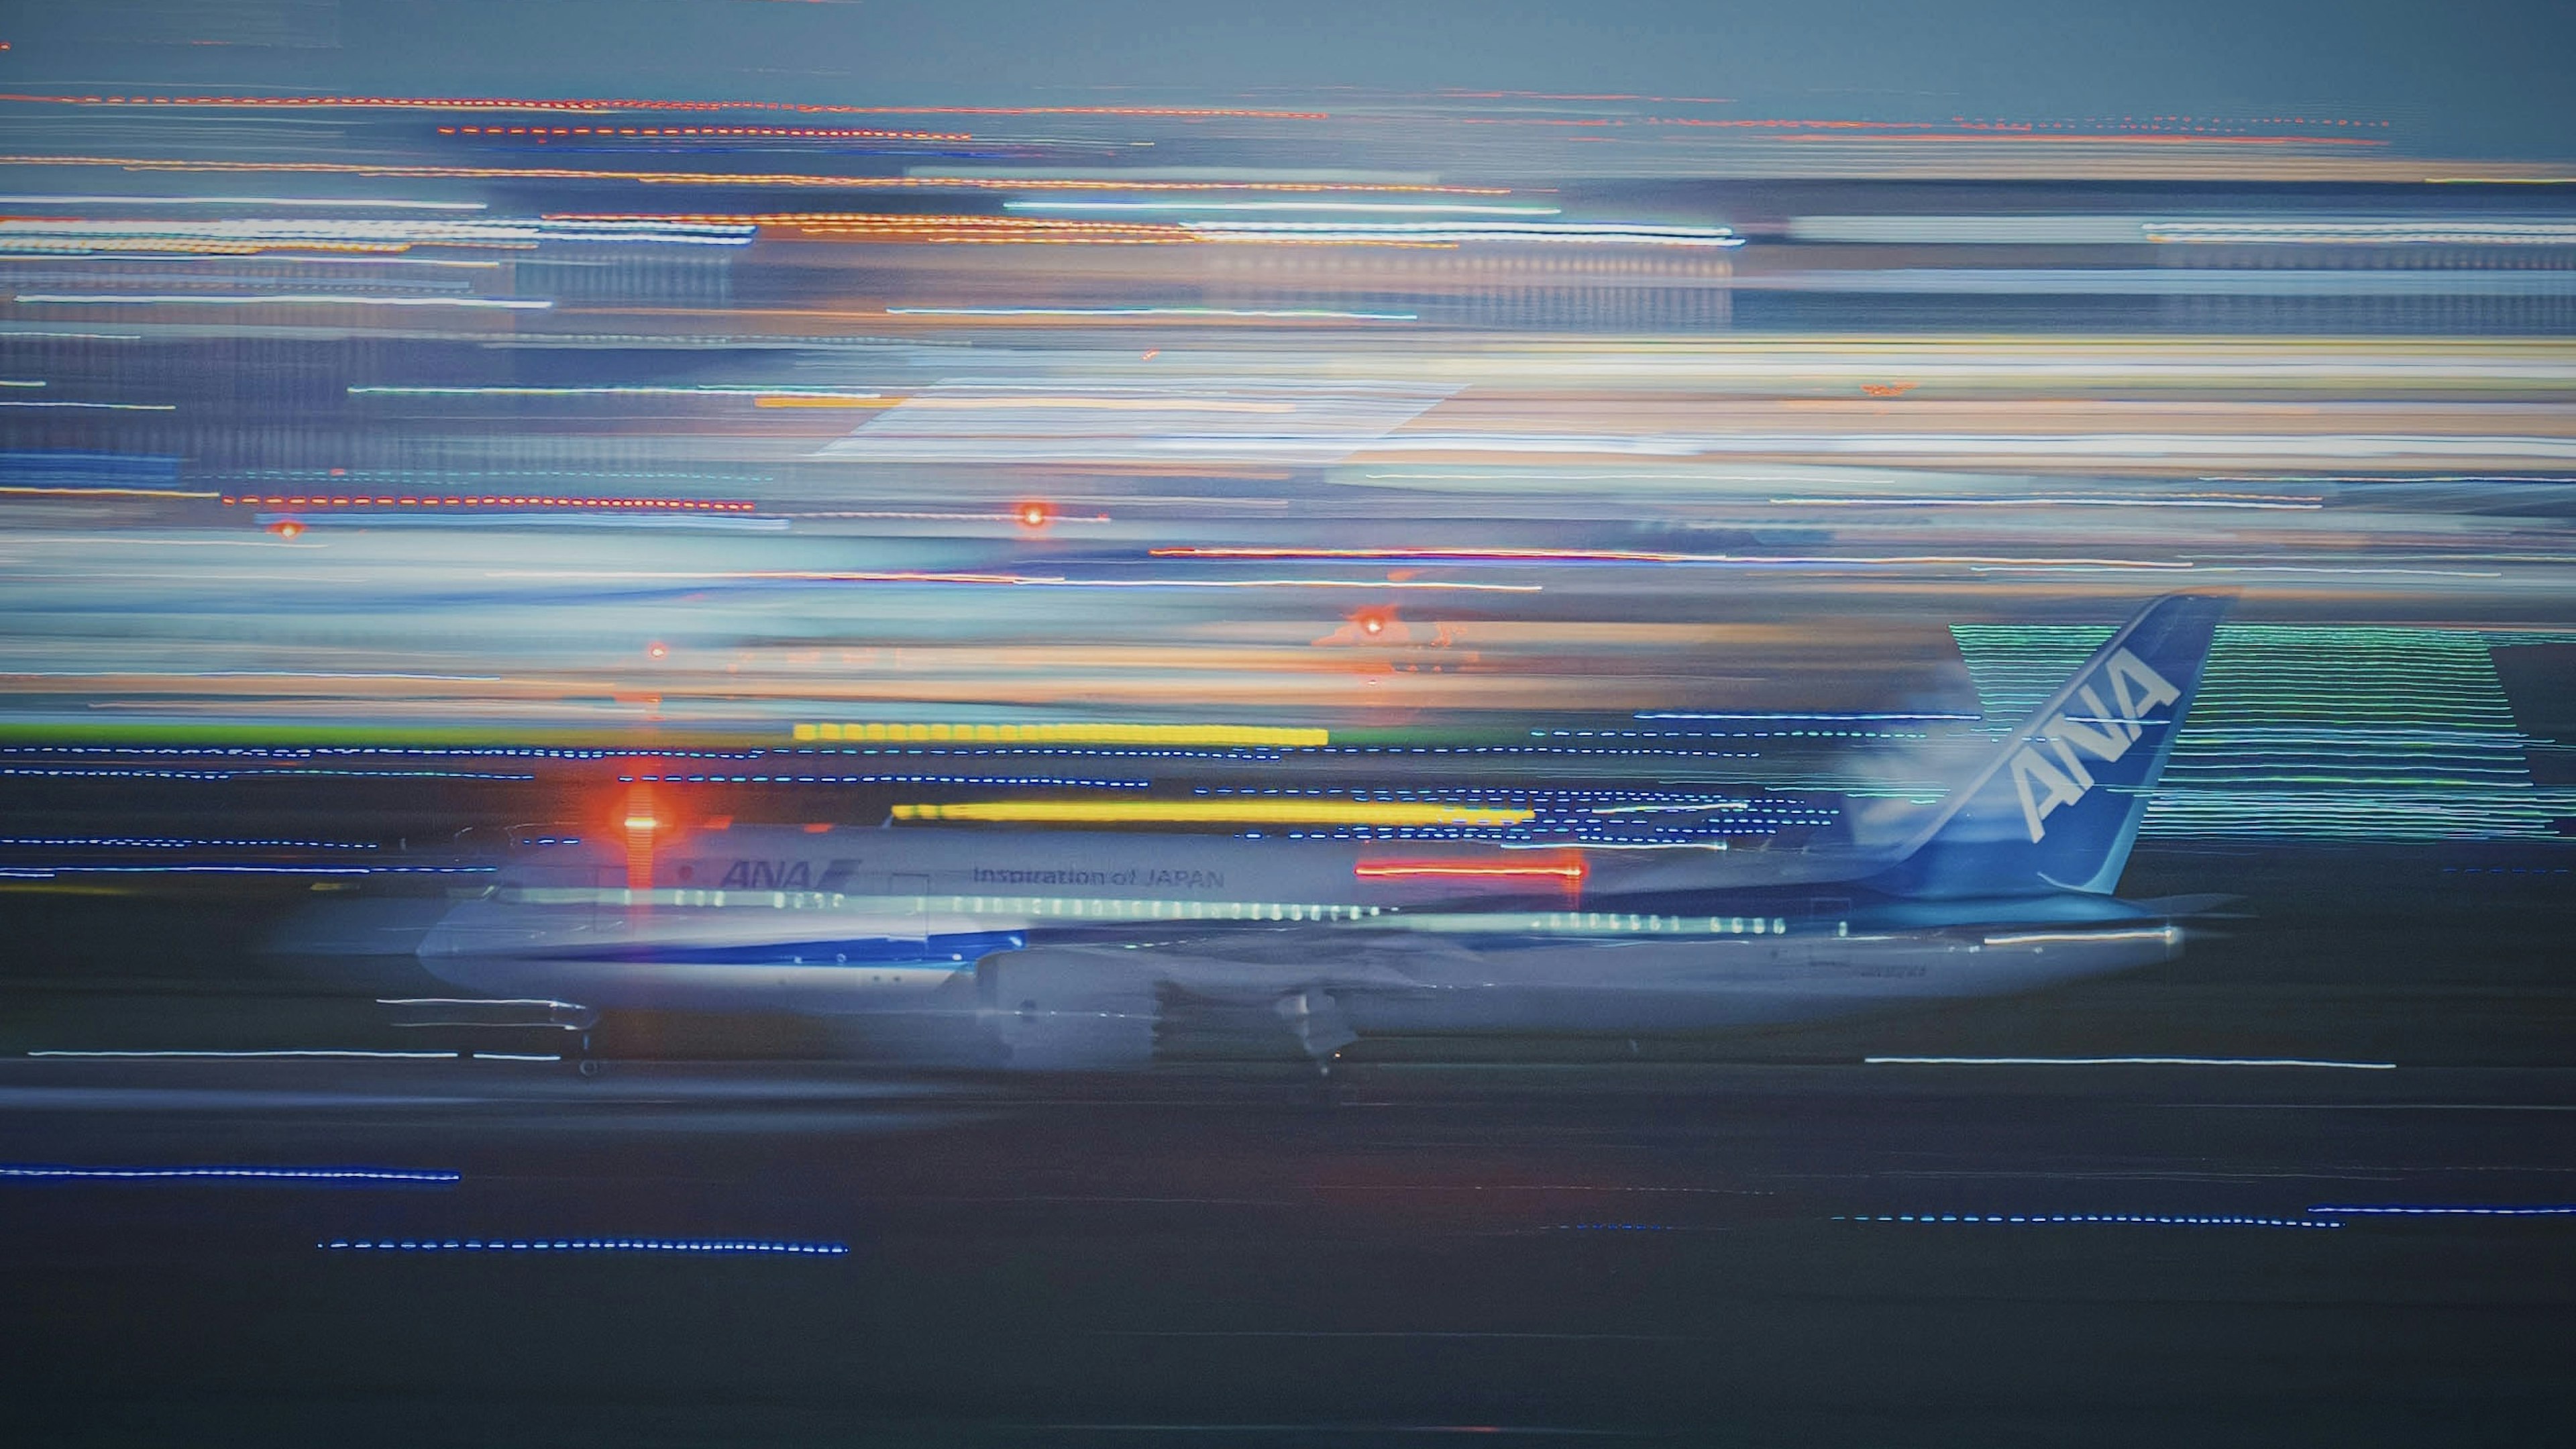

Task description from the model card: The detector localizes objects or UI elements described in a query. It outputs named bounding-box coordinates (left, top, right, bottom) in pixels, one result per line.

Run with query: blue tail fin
left=1872, top=594, right=2229, bottom=899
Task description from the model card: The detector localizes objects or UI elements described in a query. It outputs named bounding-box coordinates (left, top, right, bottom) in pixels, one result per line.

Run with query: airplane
left=410, top=593, right=2229, bottom=1071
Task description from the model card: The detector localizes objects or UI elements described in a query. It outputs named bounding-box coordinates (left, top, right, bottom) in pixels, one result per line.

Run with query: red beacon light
left=268, top=519, right=305, bottom=539
left=646, top=641, right=668, bottom=659
left=1344, top=606, right=1399, bottom=640
left=1015, top=500, right=1052, bottom=530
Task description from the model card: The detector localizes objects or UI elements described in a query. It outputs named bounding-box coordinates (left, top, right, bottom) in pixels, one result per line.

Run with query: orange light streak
left=622, top=784, right=657, bottom=893
left=0, top=238, right=417, bottom=256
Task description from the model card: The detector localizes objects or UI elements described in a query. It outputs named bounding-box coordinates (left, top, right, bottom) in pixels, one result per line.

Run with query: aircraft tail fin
left=1872, top=593, right=2229, bottom=898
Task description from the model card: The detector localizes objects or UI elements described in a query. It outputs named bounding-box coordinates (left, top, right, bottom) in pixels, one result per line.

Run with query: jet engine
left=973, top=947, right=1163, bottom=1070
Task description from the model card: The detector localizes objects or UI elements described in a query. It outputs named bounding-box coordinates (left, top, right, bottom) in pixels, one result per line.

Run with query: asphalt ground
left=0, top=1053, right=2571, bottom=1446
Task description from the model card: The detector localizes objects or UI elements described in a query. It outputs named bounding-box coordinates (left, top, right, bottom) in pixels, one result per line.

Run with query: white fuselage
left=415, top=824, right=2180, bottom=1065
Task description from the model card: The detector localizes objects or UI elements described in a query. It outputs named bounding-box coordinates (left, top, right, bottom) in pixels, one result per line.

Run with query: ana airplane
left=414, top=594, right=2228, bottom=1070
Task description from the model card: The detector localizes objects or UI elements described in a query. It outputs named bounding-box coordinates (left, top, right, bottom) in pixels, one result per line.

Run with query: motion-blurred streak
left=0, top=95, right=2571, bottom=860
left=0, top=156, right=1511, bottom=194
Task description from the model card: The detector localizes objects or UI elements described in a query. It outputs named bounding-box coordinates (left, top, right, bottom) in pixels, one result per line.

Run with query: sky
left=9, top=0, right=2573, bottom=160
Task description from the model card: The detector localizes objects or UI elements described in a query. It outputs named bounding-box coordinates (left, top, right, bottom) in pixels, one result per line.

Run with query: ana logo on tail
left=2007, top=648, right=2181, bottom=843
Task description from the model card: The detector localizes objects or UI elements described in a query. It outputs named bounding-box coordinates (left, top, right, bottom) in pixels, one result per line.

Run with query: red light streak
left=1155, top=546, right=2188, bottom=569
left=1640, top=116, right=2389, bottom=144
left=1356, top=857, right=1587, bottom=884
left=441, top=124, right=971, bottom=141
left=0, top=93, right=1330, bottom=120
left=543, top=213, right=1487, bottom=247
left=1774, top=132, right=2386, bottom=147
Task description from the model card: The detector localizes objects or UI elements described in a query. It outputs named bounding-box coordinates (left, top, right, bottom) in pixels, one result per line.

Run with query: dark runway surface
left=3, top=1042, right=2573, bottom=1442
left=1, top=844, right=2573, bottom=1444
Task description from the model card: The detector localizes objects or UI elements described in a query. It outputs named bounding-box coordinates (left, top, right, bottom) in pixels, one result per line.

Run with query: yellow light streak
left=796, top=721, right=1328, bottom=747
left=891, top=799, right=1531, bottom=826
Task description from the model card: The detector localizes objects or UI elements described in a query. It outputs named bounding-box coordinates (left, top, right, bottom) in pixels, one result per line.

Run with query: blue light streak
left=0, top=836, right=377, bottom=849
left=0, top=767, right=538, bottom=782
left=0, top=865, right=494, bottom=875
left=3, top=1164, right=458, bottom=1184
left=16, top=293, right=554, bottom=310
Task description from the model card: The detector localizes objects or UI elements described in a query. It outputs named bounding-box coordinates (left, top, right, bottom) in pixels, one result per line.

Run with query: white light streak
left=349, top=386, right=879, bottom=398
left=30, top=1049, right=461, bottom=1059
left=0, top=399, right=174, bottom=410
left=376, top=998, right=587, bottom=1009
left=1865, top=1055, right=2396, bottom=1069
left=1184, top=220, right=1741, bottom=246
left=2148, top=221, right=2576, bottom=244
